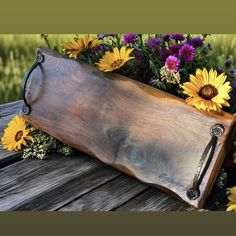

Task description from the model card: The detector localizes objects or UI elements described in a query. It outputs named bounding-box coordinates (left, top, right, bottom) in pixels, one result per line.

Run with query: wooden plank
left=0, top=153, right=121, bottom=211
left=115, top=188, right=189, bottom=211
left=14, top=166, right=121, bottom=211
left=0, top=100, right=22, bottom=117
left=60, top=174, right=149, bottom=211
left=0, top=101, right=22, bottom=136
left=0, top=150, right=21, bottom=168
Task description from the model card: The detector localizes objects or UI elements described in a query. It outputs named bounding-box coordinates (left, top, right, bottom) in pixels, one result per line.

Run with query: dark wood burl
left=22, top=47, right=236, bottom=208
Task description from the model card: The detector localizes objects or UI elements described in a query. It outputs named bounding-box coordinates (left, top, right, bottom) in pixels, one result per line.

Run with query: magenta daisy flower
left=179, top=44, right=195, bottom=62
left=165, top=56, right=180, bottom=72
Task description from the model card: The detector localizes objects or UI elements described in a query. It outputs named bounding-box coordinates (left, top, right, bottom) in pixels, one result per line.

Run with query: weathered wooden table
left=0, top=101, right=226, bottom=211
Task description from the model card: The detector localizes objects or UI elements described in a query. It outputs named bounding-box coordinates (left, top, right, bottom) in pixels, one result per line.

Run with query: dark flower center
left=198, top=84, right=218, bottom=100
left=169, top=61, right=176, bottom=70
left=15, top=130, right=23, bottom=142
left=111, top=59, right=123, bottom=68
left=183, top=50, right=191, bottom=57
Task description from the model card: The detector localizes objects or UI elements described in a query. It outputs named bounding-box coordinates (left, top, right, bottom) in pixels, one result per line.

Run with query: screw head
left=36, top=53, right=44, bottom=63
left=210, top=124, right=224, bottom=137
left=186, top=188, right=200, bottom=200
left=21, top=104, right=30, bottom=115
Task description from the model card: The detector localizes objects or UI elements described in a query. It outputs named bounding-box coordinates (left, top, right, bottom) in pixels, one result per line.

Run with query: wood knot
left=124, top=145, right=147, bottom=167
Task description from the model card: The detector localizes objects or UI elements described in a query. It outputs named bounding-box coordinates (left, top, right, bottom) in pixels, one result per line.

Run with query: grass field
left=0, top=34, right=236, bottom=104
left=0, top=34, right=73, bottom=104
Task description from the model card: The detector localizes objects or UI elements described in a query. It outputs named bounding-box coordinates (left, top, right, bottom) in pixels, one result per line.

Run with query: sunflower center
left=15, top=130, right=23, bottom=142
left=198, top=84, right=218, bottom=100
left=111, top=59, right=123, bottom=68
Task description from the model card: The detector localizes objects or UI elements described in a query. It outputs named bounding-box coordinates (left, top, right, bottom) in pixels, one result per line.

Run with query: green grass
left=0, top=34, right=74, bottom=104
left=206, top=34, right=236, bottom=68
left=0, top=34, right=236, bottom=104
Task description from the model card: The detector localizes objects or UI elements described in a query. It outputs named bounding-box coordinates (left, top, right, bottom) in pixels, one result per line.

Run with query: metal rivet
left=186, top=188, right=200, bottom=200
left=210, top=124, right=224, bottom=137
left=21, top=104, right=30, bottom=115
left=35, top=53, right=44, bottom=63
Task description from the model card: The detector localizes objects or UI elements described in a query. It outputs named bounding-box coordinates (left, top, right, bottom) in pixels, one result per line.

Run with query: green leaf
left=149, top=60, right=159, bottom=78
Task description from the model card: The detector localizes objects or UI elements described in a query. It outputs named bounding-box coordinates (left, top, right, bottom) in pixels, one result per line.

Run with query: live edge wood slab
left=22, top=46, right=236, bottom=208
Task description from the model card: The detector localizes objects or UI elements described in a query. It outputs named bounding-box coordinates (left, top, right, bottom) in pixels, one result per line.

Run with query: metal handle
left=21, top=53, right=45, bottom=115
left=186, top=124, right=225, bottom=200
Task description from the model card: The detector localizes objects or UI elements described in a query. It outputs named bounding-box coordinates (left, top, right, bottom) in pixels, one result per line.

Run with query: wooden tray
left=21, top=47, right=236, bottom=208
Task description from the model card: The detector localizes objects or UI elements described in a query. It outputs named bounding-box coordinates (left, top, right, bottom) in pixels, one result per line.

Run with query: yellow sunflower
left=63, top=34, right=102, bottom=58
left=181, top=68, right=232, bottom=112
left=1, top=115, right=32, bottom=151
left=226, top=186, right=236, bottom=211
left=96, top=46, right=134, bottom=72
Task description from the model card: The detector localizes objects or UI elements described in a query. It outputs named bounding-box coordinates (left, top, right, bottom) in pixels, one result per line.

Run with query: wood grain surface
left=116, top=188, right=189, bottom=211
left=60, top=175, right=149, bottom=211
left=0, top=154, right=120, bottom=211
left=22, top=47, right=236, bottom=208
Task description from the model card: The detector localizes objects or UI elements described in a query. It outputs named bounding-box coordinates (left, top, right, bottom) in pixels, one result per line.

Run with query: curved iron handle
left=21, top=53, right=45, bottom=115
left=186, top=124, right=224, bottom=200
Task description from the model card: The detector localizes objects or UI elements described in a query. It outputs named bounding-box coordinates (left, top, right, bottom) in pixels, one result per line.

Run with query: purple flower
left=163, top=34, right=171, bottom=41
left=98, top=34, right=116, bottom=39
left=92, top=44, right=111, bottom=53
left=97, top=45, right=110, bottom=52
left=165, top=56, right=180, bottom=72
left=169, top=44, right=182, bottom=56
left=160, top=49, right=171, bottom=62
left=216, top=67, right=224, bottom=74
left=171, top=34, right=185, bottom=41
left=230, top=80, right=236, bottom=89
left=145, top=38, right=161, bottom=52
left=122, top=34, right=138, bottom=45
left=230, top=69, right=236, bottom=78
left=188, top=37, right=204, bottom=48
left=179, top=44, right=195, bottom=62
left=148, top=77, right=156, bottom=86
left=134, top=49, right=144, bottom=64
left=225, top=59, right=233, bottom=68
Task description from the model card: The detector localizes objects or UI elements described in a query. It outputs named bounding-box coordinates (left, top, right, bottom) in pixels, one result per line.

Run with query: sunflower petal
left=214, top=73, right=227, bottom=88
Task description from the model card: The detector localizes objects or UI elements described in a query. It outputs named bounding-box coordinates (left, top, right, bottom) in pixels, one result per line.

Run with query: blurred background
left=0, top=34, right=236, bottom=105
